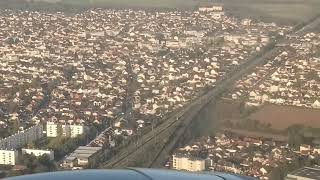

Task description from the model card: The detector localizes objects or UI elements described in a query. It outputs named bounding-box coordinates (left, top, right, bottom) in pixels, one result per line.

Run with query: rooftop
left=67, top=146, right=103, bottom=159
left=287, top=166, right=320, bottom=179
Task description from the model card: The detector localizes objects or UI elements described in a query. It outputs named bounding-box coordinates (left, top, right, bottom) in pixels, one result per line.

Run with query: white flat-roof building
left=22, top=148, right=54, bottom=160
left=199, top=4, right=224, bottom=12
left=66, top=124, right=85, bottom=138
left=172, top=154, right=206, bottom=172
left=47, top=122, right=86, bottom=138
left=0, top=149, right=18, bottom=165
left=47, top=122, right=58, bottom=137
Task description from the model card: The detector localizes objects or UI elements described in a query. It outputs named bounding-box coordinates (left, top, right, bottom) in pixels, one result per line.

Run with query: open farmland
left=2, top=0, right=320, bottom=25
left=196, top=99, right=320, bottom=135
left=60, top=0, right=320, bottom=25
left=249, top=104, right=320, bottom=130
left=61, top=0, right=200, bottom=8
left=224, top=0, right=320, bottom=24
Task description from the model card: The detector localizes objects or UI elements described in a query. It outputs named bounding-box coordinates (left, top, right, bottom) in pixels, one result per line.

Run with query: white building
left=22, top=148, right=54, bottom=160
left=300, top=144, right=312, bottom=153
left=212, top=5, right=223, bottom=11
left=46, top=122, right=86, bottom=138
left=0, top=124, right=44, bottom=149
left=211, top=11, right=225, bottom=20
left=65, top=124, right=86, bottom=137
left=47, top=122, right=58, bottom=137
left=166, top=40, right=187, bottom=49
left=172, top=154, right=206, bottom=172
left=242, top=19, right=252, bottom=26
left=0, top=150, right=18, bottom=165
left=199, top=4, right=223, bottom=12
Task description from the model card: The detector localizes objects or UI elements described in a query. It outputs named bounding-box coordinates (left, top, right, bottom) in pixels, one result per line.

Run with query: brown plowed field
left=249, top=104, right=320, bottom=130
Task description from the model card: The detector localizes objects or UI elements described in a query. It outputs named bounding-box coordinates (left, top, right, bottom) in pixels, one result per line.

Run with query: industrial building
left=62, top=146, right=103, bottom=168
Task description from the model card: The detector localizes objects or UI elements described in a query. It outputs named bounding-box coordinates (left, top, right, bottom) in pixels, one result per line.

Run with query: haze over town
left=0, top=0, right=320, bottom=179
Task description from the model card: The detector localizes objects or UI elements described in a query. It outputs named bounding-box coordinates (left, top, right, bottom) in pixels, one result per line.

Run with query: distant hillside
left=27, top=0, right=62, bottom=2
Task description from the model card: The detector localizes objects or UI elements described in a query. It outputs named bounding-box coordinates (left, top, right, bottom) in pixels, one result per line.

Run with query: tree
left=33, top=165, right=48, bottom=174
left=7, top=170, right=23, bottom=177
left=114, top=135, right=124, bottom=146
left=57, top=124, right=63, bottom=137
left=279, top=163, right=289, bottom=179
left=288, top=124, right=305, bottom=148
left=38, top=154, right=56, bottom=171
left=38, top=154, right=50, bottom=167
left=47, top=80, right=58, bottom=93
left=155, top=33, right=165, bottom=44
left=46, top=135, right=86, bottom=160
left=269, top=167, right=282, bottom=180
left=315, top=155, right=320, bottom=165
left=239, top=101, right=246, bottom=115
left=30, top=78, right=41, bottom=88
left=223, top=120, right=233, bottom=128
left=63, top=66, right=77, bottom=81
left=26, top=142, right=35, bottom=149
left=88, top=125, right=98, bottom=140
left=18, top=153, right=56, bottom=174
left=0, top=128, right=9, bottom=139
left=306, top=158, right=314, bottom=167
left=288, top=133, right=304, bottom=148
left=288, top=158, right=301, bottom=171
left=7, top=102, right=17, bottom=114
left=12, top=120, right=20, bottom=132
left=19, top=154, right=39, bottom=172
left=305, top=70, right=320, bottom=81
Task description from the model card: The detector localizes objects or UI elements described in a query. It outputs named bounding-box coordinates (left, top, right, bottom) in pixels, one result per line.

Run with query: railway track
left=101, top=14, right=320, bottom=168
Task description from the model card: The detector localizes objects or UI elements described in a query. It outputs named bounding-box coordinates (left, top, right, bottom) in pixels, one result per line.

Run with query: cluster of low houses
left=170, top=132, right=320, bottom=179
left=228, top=32, right=320, bottom=109
left=0, top=6, right=294, bottom=169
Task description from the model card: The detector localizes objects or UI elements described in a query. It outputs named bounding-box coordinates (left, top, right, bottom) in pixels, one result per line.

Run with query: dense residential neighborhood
left=169, top=132, right=320, bottom=179
left=0, top=2, right=319, bottom=179
left=227, top=32, right=320, bottom=108
left=0, top=5, right=288, bottom=168
left=167, top=28, right=320, bottom=180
